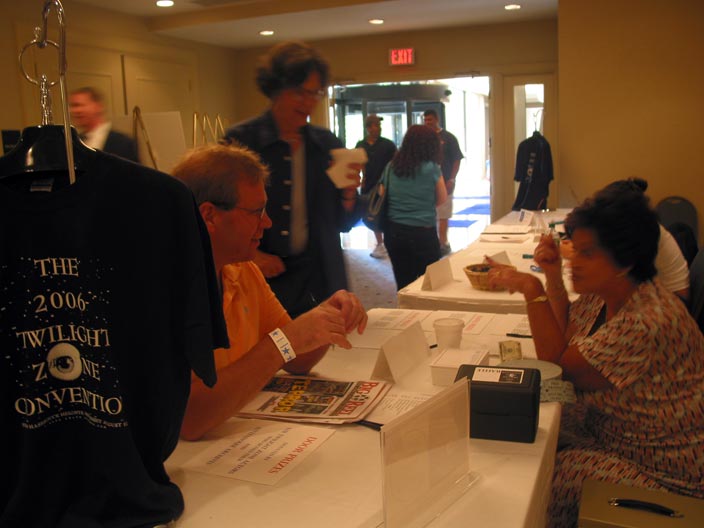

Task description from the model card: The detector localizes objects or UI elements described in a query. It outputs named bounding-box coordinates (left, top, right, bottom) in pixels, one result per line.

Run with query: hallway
left=341, top=190, right=491, bottom=310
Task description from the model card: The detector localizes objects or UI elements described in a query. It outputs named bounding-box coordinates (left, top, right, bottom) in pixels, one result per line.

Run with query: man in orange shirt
left=172, top=144, right=367, bottom=440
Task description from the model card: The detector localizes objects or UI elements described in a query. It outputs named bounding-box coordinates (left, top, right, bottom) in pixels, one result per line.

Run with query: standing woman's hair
left=391, top=125, right=440, bottom=178
left=255, top=41, right=330, bottom=98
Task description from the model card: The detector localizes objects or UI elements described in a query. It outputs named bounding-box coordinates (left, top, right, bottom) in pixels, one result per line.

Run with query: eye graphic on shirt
left=47, top=342, right=83, bottom=381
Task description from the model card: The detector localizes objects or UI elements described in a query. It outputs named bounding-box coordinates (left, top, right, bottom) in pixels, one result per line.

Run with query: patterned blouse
left=568, top=279, right=704, bottom=496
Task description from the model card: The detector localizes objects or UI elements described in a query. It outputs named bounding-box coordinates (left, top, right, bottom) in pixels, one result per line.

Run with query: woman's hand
left=486, top=257, right=544, bottom=298
left=533, top=235, right=565, bottom=291
left=533, top=234, right=563, bottom=280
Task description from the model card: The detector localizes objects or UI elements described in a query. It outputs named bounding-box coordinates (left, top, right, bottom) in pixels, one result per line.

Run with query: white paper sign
left=326, top=148, right=367, bottom=188
left=372, top=322, right=429, bottom=383
left=366, top=308, right=433, bottom=330
left=183, top=419, right=334, bottom=485
left=421, top=258, right=454, bottom=290
left=487, top=250, right=512, bottom=266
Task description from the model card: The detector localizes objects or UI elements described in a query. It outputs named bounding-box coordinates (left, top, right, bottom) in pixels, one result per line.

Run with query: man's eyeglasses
left=234, top=206, right=267, bottom=220
left=210, top=201, right=267, bottom=220
left=292, top=87, right=326, bottom=101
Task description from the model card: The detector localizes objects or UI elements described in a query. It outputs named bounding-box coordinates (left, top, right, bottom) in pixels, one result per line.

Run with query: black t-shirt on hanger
left=0, top=151, right=227, bottom=527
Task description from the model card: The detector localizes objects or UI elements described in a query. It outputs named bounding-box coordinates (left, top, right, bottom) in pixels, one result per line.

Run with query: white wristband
left=268, top=328, right=296, bottom=363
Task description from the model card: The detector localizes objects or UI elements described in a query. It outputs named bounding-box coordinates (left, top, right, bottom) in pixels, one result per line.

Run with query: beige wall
left=558, top=0, right=704, bottom=243
left=1, top=5, right=557, bottom=215
left=3, top=2, right=702, bottom=237
left=231, top=18, right=559, bottom=120
left=0, top=0, right=239, bottom=138
left=232, top=19, right=559, bottom=216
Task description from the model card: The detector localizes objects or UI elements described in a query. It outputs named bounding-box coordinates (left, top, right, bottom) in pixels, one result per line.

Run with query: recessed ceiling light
left=259, top=30, right=274, bottom=36
left=504, top=4, right=521, bottom=10
left=156, top=0, right=174, bottom=7
left=369, top=19, right=384, bottom=25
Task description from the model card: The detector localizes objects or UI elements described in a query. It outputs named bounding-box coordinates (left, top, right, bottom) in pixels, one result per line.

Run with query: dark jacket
left=104, top=130, right=139, bottom=164
left=225, top=111, right=360, bottom=313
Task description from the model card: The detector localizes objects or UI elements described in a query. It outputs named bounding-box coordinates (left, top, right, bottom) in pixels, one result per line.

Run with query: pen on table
left=506, top=333, right=532, bottom=338
left=429, top=343, right=438, bottom=349
left=358, top=420, right=382, bottom=431
left=522, top=254, right=534, bottom=259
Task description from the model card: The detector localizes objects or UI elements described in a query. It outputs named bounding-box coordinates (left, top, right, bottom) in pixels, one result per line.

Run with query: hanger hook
left=38, top=0, right=67, bottom=76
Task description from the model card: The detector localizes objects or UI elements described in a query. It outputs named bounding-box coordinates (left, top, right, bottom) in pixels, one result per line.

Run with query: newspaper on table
left=237, top=375, right=392, bottom=424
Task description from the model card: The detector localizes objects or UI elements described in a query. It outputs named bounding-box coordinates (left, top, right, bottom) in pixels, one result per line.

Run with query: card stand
left=380, top=379, right=478, bottom=528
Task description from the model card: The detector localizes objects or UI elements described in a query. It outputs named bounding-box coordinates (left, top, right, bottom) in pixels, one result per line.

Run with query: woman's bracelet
left=268, top=328, right=296, bottom=363
left=526, top=295, right=549, bottom=304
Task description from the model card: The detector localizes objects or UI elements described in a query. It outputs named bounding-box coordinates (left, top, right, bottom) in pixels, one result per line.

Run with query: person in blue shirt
left=383, top=124, right=448, bottom=289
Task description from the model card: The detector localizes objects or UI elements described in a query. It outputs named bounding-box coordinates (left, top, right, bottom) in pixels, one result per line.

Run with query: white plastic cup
left=433, top=318, right=464, bottom=350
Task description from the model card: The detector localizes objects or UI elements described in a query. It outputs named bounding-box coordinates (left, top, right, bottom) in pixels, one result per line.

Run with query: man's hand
left=281, top=290, right=367, bottom=354
left=321, top=290, right=367, bottom=334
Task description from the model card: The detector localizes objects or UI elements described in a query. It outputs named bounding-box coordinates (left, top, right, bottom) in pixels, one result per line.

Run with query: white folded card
left=326, top=148, right=368, bottom=188
left=430, top=345, right=491, bottom=386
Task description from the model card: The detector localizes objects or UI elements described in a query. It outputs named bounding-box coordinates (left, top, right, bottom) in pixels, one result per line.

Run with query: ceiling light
left=259, top=30, right=274, bottom=36
left=369, top=19, right=384, bottom=25
left=504, top=4, right=521, bottom=10
left=156, top=0, right=174, bottom=7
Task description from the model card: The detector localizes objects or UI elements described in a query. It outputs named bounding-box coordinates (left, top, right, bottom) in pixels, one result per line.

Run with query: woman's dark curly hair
left=255, top=41, right=329, bottom=98
left=391, top=125, right=440, bottom=178
left=565, top=178, right=659, bottom=283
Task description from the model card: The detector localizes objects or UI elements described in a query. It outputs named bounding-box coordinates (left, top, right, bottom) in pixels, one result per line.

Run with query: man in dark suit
left=69, top=87, right=140, bottom=163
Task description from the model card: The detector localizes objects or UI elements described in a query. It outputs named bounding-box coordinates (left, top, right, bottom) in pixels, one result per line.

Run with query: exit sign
left=389, top=48, right=415, bottom=66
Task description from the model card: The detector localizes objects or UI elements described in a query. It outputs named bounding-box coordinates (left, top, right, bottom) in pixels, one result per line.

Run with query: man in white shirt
left=69, top=87, right=140, bottom=163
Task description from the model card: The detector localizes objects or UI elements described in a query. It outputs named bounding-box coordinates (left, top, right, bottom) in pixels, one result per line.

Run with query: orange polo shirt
left=215, top=261, right=291, bottom=371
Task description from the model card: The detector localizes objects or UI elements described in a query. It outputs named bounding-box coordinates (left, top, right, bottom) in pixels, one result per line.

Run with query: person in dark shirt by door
left=355, top=114, right=397, bottom=258
left=423, top=109, right=463, bottom=256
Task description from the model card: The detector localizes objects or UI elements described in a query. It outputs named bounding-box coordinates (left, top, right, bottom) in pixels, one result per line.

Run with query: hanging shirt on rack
left=0, top=151, right=228, bottom=528
left=512, top=131, right=554, bottom=211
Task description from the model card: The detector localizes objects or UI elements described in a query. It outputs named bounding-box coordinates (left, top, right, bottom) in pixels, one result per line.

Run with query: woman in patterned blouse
left=487, top=180, right=704, bottom=527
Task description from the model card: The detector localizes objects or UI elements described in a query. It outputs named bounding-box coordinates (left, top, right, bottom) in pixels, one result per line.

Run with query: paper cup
left=433, top=318, right=464, bottom=350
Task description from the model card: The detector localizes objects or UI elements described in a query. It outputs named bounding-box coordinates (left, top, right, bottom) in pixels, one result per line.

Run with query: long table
left=398, top=210, right=574, bottom=313
left=166, top=309, right=560, bottom=527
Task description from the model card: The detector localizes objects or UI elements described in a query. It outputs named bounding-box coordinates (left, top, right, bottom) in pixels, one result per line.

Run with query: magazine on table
left=237, top=375, right=392, bottom=424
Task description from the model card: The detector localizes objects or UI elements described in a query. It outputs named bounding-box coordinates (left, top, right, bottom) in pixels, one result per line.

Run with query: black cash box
left=454, top=364, right=541, bottom=443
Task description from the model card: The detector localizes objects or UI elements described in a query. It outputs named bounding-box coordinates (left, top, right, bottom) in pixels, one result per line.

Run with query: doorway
left=499, top=73, right=557, bottom=214
left=332, top=77, right=491, bottom=252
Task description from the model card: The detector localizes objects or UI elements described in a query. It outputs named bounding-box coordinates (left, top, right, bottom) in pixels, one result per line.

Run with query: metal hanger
left=0, top=0, right=94, bottom=184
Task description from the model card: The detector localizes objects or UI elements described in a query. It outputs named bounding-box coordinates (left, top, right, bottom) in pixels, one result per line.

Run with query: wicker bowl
left=463, top=263, right=514, bottom=291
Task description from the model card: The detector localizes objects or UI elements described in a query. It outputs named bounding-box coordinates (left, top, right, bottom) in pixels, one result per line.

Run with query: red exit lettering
left=389, top=48, right=414, bottom=66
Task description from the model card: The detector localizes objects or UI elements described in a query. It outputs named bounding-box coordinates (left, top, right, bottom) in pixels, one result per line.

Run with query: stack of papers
left=482, top=224, right=533, bottom=235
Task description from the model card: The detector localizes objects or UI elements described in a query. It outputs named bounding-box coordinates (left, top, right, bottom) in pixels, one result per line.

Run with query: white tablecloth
left=398, top=209, right=574, bottom=313
left=166, top=309, right=560, bottom=528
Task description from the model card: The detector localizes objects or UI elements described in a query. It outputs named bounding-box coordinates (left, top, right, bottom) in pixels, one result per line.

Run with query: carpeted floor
left=343, top=248, right=399, bottom=310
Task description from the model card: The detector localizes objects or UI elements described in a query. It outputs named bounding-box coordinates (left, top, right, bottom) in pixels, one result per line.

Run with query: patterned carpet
left=343, top=248, right=399, bottom=310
